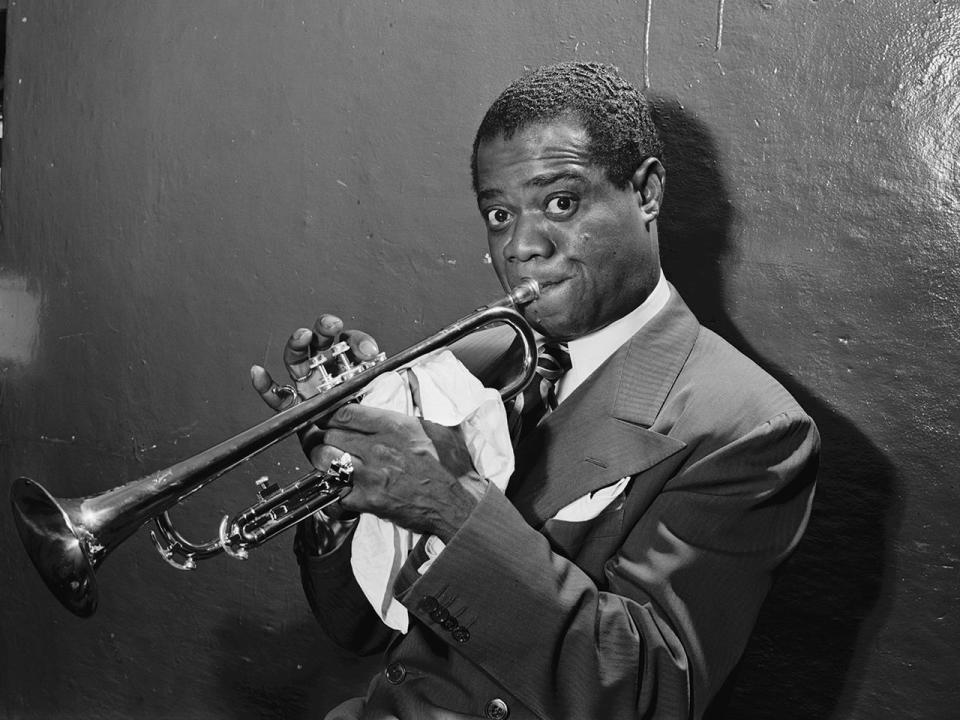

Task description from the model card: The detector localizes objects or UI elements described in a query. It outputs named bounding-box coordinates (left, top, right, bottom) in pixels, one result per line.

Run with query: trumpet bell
left=10, top=477, right=99, bottom=617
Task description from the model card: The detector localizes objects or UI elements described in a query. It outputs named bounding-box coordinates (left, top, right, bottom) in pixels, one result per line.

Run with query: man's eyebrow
left=476, top=170, right=588, bottom=204
left=476, top=187, right=501, bottom=203
left=524, top=170, right=589, bottom=188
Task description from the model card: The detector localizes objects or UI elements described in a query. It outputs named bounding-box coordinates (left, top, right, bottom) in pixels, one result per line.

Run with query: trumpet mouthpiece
left=511, top=278, right=540, bottom=306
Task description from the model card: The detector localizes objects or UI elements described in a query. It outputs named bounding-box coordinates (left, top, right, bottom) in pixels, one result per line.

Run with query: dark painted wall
left=1, top=2, right=957, bottom=718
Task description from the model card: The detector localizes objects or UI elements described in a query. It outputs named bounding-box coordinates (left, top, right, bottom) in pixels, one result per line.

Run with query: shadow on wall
left=650, top=97, right=902, bottom=719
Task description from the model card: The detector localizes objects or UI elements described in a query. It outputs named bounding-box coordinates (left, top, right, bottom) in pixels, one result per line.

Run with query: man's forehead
left=475, top=119, right=595, bottom=183
left=481, top=117, right=590, bottom=154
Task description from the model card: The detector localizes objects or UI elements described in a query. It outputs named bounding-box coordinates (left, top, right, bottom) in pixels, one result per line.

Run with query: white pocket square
left=551, top=476, right=632, bottom=522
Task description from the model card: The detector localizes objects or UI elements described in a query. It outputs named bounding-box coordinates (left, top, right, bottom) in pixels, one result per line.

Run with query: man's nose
left=505, top=214, right=554, bottom=262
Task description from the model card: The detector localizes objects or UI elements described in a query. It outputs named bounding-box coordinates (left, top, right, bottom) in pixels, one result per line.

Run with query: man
left=252, top=62, right=818, bottom=719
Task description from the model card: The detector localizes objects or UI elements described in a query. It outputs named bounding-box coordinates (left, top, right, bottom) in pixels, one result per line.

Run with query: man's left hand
left=321, top=404, right=485, bottom=542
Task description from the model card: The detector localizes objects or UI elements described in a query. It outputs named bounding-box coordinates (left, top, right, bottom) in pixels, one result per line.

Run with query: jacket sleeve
left=393, top=410, right=819, bottom=720
left=294, top=520, right=394, bottom=656
left=290, top=328, right=517, bottom=655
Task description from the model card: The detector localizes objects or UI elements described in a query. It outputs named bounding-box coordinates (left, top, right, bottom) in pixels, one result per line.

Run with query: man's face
left=475, top=118, right=660, bottom=341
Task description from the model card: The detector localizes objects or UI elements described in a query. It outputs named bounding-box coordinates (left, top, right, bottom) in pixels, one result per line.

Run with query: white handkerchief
left=551, top=476, right=632, bottom=522
left=349, top=350, right=513, bottom=633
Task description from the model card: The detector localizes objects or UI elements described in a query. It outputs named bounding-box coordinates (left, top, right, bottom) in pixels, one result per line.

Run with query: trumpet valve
left=305, top=342, right=387, bottom=395
left=332, top=342, right=353, bottom=374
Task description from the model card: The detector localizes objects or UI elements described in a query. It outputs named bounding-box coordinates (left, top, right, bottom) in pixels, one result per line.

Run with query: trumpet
left=10, top=279, right=540, bottom=618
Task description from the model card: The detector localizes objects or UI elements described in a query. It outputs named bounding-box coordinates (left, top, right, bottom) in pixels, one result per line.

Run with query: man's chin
left=523, top=284, right=578, bottom=336
left=524, top=307, right=574, bottom=341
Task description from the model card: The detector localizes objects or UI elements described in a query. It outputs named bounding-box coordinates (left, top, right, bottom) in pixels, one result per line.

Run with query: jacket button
left=384, top=661, right=406, bottom=685
left=419, top=596, right=440, bottom=613
left=451, top=626, right=471, bottom=643
left=441, top=616, right=458, bottom=631
left=429, top=605, right=450, bottom=623
left=485, top=698, right=509, bottom=719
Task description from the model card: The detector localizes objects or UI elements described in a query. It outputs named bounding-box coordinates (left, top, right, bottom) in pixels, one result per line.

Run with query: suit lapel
left=507, top=286, right=698, bottom=528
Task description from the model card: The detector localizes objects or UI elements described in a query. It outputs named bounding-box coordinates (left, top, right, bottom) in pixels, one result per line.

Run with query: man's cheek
left=488, top=252, right=510, bottom=287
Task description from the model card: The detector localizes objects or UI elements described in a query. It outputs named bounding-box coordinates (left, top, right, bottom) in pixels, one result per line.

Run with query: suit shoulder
left=669, top=325, right=813, bottom=433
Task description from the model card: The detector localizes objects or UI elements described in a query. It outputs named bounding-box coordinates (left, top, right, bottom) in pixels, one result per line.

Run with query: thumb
left=250, top=365, right=298, bottom=411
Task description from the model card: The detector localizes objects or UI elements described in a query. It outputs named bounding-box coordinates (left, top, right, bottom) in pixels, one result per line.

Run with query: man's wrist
left=431, top=475, right=483, bottom=543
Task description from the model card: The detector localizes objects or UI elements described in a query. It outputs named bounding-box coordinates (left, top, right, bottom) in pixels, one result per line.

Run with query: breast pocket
left=540, top=494, right=626, bottom=561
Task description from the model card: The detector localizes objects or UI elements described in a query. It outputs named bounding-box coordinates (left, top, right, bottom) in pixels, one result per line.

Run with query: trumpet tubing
left=10, top=280, right=540, bottom=618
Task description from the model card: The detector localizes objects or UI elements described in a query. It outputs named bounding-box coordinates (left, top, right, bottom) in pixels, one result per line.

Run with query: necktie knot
left=537, top=342, right=571, bottom=382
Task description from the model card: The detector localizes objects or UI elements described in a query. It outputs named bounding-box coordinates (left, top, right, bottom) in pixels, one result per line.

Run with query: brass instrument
left=10, top=280, right=540, bottom=618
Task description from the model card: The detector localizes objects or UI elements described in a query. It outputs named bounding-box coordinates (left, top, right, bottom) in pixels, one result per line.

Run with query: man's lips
left=523, top=277, right=568, bottom=294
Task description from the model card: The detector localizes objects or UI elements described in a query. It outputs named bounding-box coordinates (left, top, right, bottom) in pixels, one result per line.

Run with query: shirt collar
left=556, top=270, right=670, bottom=403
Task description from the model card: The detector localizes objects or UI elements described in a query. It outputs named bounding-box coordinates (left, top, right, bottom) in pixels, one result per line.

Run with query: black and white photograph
left=1, top=2, right=957, bottom=718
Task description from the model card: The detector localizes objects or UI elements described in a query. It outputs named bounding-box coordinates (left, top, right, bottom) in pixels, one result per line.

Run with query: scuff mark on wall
left=0, top=273, right=41, bottom=365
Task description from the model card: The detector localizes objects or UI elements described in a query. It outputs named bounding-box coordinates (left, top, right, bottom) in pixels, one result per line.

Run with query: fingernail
left=320, top=317, right=340, bottom=332
left=359, top=340, right=379, bottom=356
left=294, top=329, right=310, bottom=341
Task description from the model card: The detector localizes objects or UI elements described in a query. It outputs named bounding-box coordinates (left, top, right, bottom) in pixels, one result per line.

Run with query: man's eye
left=545, top=196, right=578, bottom=218
left=484, top=207, right=513, bottom=229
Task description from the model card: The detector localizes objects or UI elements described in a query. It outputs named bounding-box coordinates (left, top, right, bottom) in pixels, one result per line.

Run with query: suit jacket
left=298, top=286, right=819, bottom=720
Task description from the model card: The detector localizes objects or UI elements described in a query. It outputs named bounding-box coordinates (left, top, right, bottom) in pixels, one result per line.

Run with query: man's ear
left=630, top=157, right=666, bottom=222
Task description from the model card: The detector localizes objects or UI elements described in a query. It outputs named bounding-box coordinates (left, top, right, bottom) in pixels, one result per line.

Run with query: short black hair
left=471, top=62, right=663, bottom=193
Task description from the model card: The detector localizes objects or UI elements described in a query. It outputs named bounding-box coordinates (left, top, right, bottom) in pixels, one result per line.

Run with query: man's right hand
left=250, top=314, right=381, bottom=524
left=250, top=313, right=381, bottom=414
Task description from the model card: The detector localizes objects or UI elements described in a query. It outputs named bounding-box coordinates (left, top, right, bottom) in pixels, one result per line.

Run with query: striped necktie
left=511, top=341, right=571, bottom=443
